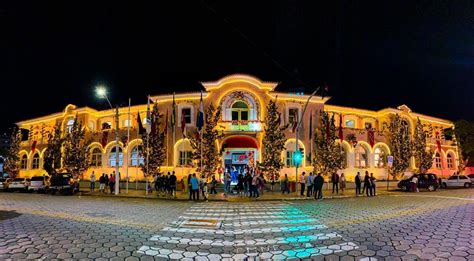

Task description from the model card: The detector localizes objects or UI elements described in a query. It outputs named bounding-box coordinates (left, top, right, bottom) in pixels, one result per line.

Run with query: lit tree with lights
left=387, top=114, right=412, bottom=179
left=312, top=111, right=344, bottom=177
left=4, top=128, right=22, bottom=178
left=260, top=99, right=287, bottom=180
left=140, top=103, right=166, bottom=177
left=63, top=115, right=91, bottom=178
left=189, top=103, right=223, bottom=178
left=43, top=122, right=64, bottom=175
left=412, top=118, right=433, bottom=173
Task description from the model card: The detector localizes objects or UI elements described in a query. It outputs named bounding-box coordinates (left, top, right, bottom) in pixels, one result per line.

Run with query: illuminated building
left=16, top=74, right=460, bottom=181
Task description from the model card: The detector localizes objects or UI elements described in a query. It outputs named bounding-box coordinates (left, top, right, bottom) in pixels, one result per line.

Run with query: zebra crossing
left=137, top=202, right=360, bottom=260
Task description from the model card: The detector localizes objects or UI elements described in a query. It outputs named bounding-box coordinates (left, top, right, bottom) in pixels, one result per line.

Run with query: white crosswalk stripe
left=137, top=202, right=361, bottom=260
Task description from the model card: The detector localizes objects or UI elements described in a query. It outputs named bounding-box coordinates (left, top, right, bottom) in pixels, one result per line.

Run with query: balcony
left=220, top=120, right=263, bottom=133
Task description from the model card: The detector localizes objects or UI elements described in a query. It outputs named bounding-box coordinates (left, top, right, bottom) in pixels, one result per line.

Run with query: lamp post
left=96, top=86, right=120, bottom=196
left=295, top=87, right=320, bottom=193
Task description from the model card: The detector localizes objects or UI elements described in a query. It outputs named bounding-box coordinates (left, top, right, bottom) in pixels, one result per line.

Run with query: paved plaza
left=0, top=189, right=473, bottom=260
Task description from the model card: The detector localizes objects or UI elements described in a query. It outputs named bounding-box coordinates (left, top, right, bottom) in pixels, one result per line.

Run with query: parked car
left=0, top=178, right=8, bottom=191
left=28, top=176, right=50, bottom=193
left=7, top=178, right=30, bottom=192
left=441, top=175, right=472, bottom=188
left=398, top=173, right=439, bottom=192
left=468, top=173, right=474, bottom=184
left=49, top=173, right=79, bottom=195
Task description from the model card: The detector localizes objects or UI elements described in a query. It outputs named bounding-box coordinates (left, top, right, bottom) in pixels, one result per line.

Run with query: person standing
left=202, top=180, right=209, bottom=202
left=363, top=172, right=371, bottom=196
left=99, top=173, right=106, bottom=193
left=370, top=173, right=377, bottom=196
left=225, top=171, right=232, bottom=195
left=104, top=173, right=109, bottom=194
left=109, top=173, right=115, bottom=194
left=210, top=176, right=218, bottom=194
left=306, top=172, right=313, bottom=197
left=411, top=175, right=419, bottom=193
left=190, top=174, right=199, bottom=201
left=299, top=172, right=306, bottom=196
left=331, top=172, right=339, bottom=194
left=169, top=172, right=177, bottom=198
left=187, top=174, right=193, bottom=200
left=340, top=173, right=346, bottom=194
left=89, top=171, right=96, bottom=192
left=355, top=172, right=362, bottom=195
left=281, top=174, right=289, bottom=194
left=237, top=173, right=244, bottom=197
left=153, top=174, right=159, bottom=194
left=251, top=174, right=260, bottom=198
left=246, top=172, right=253, bottom=197
left=314, top=173, right=324, bottom=200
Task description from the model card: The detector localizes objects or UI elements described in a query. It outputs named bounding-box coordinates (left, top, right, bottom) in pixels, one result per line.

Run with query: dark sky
left=1, top=1, right=473, bottom=133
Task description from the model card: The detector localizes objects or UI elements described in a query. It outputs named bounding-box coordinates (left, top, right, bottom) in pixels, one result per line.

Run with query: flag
left=181, top=109, right=187, bottom=137
left=31, top=140, right=37, bottom=153
left=338, top=114, right=344, bottom=141
left=101, top=122, right=111, bottom=147
left=367, top=128, right=375, bottom=147
left=145, top=95, right=151, bottom=134
left=309, top=111, right=313, bottom=140
left=151, top=101, right=159, bottom=134
left=136, top=112, right=145, bottom=136
left=436, top=131, right=442, bottom=155
left=196, top=90, right=204, bottom=132
left=171, top=92, right=176, bottom=128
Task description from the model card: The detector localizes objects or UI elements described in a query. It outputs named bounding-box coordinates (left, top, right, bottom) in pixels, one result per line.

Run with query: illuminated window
left=434, top=153, right=442, bottom=169
left=130, top=146, right=144, bottom=166
left=355, top=145, right=368, bottom=168
left=182, top=108, right=191, bottom=124
left=288, top=108, right=299, bottom=125
left=66, top=119, right=75, bottom=133
left=231, top=101, right=249, bottom=121
left=345, top=120, right=355, bottom=128
left=447, top=154, right=453, bottom=169
left=89, top=121, right=95, bottom=131
left=90, top=148, right=102, bottom=167
left=20, top=155, right=28, bottom=169
left=109, top=147, right=123, bottom=167
left=179, top=151, right=192, bottom=166
left=374, top=147, right=387, bottom=168
left=32, top=153, right=40, bottom=169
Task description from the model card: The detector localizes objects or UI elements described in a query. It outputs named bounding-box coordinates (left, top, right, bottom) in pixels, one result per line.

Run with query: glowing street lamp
left=95, top=85, right=120, bottom=196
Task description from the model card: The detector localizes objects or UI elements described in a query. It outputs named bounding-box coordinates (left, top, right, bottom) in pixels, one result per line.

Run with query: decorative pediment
left=397, top=104, right=412, bottom=113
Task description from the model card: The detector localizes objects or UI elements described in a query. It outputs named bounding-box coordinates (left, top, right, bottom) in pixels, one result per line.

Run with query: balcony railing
left=220, top=120, right=263, bottom=132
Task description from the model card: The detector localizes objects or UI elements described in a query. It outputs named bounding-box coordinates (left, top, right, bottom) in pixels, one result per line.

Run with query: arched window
left=32, top=153, right=40, bottom=169
left=231, top=101, right=249, bottom=121
left=66, top=119, right=75, bottom=133
left=88, top=121, right=96, bottom=131
left=130, top=145, right=144, bottom=167
left=355, top=145, right=368, bottom=168
left=374, top=146, right=388, bottom=168
left=401, top=120, right=409, bottom=136
left=434, top=153, right=442, bottom=169
left=90, top=148, right=102, bottom=167
left=109, top=147, right=123, bottom=167
left=447, top=153, right=453, bottom=169
left=176, top=140, right=193, bottom=167
left=20, top=155, right=28, bottom=169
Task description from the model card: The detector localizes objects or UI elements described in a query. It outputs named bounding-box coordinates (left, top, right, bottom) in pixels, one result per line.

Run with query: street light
left=95, top=85, right=120, bottom=196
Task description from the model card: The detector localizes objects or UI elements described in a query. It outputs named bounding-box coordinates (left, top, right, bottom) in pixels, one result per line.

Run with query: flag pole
left=172, top=93, right=176, bottom=172
left=126, top=98, right=130, bottom=193
left=136, top=110, right=139, bottom=190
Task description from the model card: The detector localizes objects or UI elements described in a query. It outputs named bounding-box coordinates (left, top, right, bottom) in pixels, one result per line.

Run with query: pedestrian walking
left=411, top=175, right=419, bottom=192
left=281, top=174, right=290, bottom=194
left=306, top=172, right=314, bottom=197
left=355, top=172, right=362, bottom=195
left=314, top=173, right=324, bottom=200
left=109, top=173, right=115, bottom=194
left=331, top=172, right=339, bottom=194
left=362, top=171, right=370, bottom=195
left=370, top=173, right=377, bottom=196
left=99, top=173, right=106, bottom=193
left=89, top=171, right=96, bottom=192
left=340, top=173, right=346, bottom=194
left=190, top=174, right=199, bottom=201
left=299, top=172, right=306, bottom=196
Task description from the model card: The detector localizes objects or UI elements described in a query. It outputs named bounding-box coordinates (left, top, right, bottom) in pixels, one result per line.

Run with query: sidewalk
left=79, top=187, right=399, bottom=202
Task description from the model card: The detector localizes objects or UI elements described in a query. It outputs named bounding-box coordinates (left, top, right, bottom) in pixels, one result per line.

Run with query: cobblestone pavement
left=0, top=189, right=473, bottom=260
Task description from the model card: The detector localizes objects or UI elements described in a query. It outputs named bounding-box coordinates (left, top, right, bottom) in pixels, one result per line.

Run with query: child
left=203, top=181, right=209, bottom=202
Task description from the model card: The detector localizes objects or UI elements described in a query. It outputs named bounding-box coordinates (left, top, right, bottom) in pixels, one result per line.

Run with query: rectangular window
left=288, top=108, right=298, bottom=124
left=447, top=157, right=453, bottom=169
left=240, top=111, right=248, bottom=121
left=231, top=111, right=239, bottom=121
left=179, top=151, right=192, bottom=166
left=286, top=151, right=294, bottom=167
left=435, top=157, right=442, bottom=169
left=182, top=108, right=191, bottom=124
left=345, top=120, right=355, bottom=128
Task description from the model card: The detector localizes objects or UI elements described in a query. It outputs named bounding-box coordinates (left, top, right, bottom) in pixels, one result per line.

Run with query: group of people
left=354, top=171, right=377, bottom=196
left=151, top=171, right=177, bottom=197
left=89, top=171, right=119, bottom=194
left=187, top=173, right=210, bottom=201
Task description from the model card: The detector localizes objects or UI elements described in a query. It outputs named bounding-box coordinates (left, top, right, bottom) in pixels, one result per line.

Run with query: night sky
left=1, top=1, right=473, bottom=133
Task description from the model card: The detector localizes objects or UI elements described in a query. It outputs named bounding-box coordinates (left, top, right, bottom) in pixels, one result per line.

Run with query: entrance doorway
left=223, top=149, right=257, bottom=185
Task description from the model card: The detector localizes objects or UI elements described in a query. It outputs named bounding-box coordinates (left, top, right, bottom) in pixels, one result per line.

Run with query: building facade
left=16, top=74, right=460, bottom=182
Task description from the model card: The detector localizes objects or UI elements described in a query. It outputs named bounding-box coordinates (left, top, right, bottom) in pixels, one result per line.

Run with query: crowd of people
left=89, top=170, right=120, bottom=194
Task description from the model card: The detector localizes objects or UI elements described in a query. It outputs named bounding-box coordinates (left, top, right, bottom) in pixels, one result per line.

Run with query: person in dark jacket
left=210, top=176, right=218, bottom=194
left=169, top=172, right=177, bottom=198
left=331, top=172, right=339, bottom=194
left=363, top=172, right=371, bottom=196
left=314, top=173, right=324, bottom=200
left=355, top=172, right=362, bottom=195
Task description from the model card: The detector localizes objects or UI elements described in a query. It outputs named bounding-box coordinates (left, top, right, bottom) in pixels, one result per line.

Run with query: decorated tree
left=450, top=120, right=474, bottom=172
left=189, top=103, right=223, bottom=178
left=260, top=99, right=287, bottom=180
left=387, top=114, right=412, bottom=179
left=43, top=122, right=64, bottom=175
left=4, top=128, right=22, bottom=178
left=313, top=111, right=344, bottom=176
left=63, top=115, right=91, bottom=178
left=140, top=103, right=166, bottom=177
left=412, top=118, right=433, bottom=173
